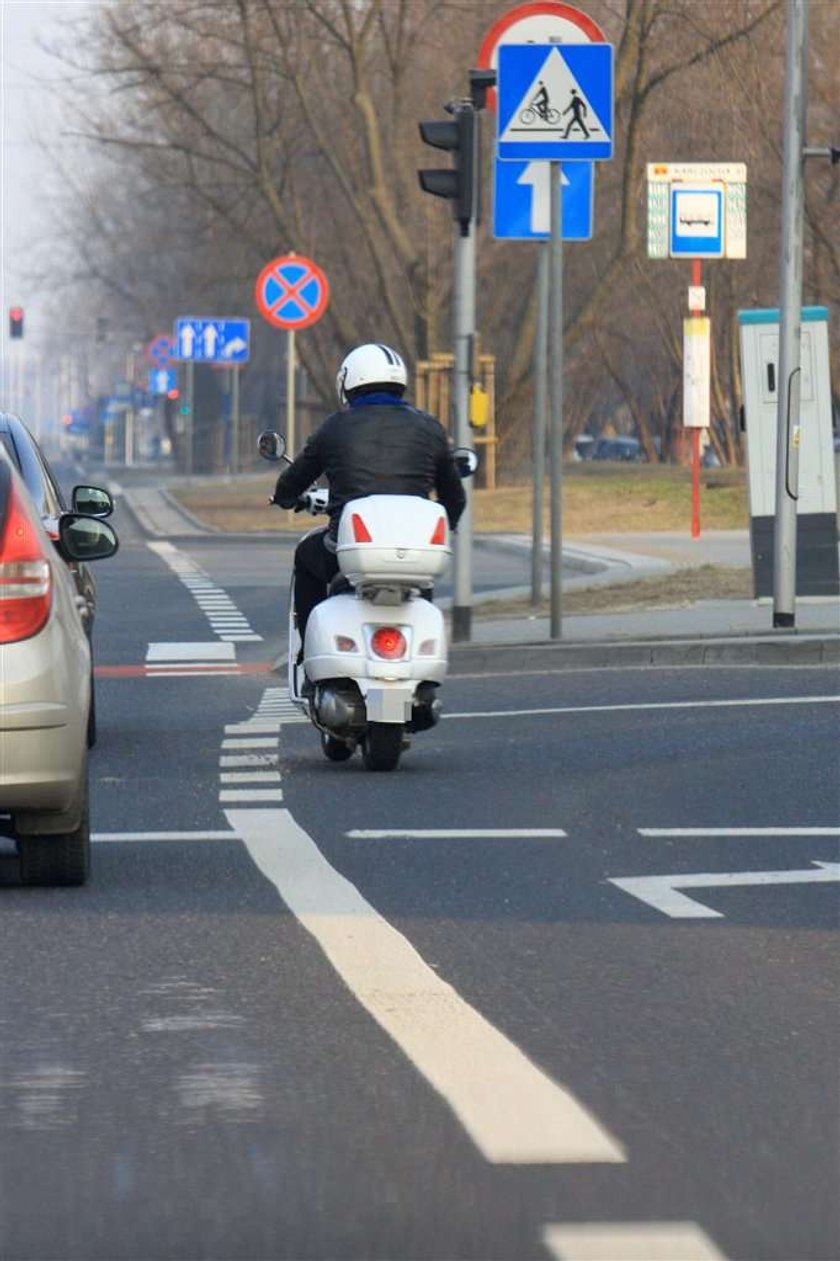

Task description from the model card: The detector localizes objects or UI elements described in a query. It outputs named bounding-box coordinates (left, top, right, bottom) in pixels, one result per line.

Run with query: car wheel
left=18, top=780, right=91, bottom=888
left=362, top=723, right=403, bottom=772
left=321, top=732, right=354, bottom=762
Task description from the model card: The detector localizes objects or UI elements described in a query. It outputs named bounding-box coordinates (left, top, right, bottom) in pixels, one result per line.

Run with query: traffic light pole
left=451, top=194, right=476, bottom=644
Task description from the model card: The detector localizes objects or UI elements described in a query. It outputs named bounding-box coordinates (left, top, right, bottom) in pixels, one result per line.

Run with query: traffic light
left=418, top=105, right=478, bottom=230
left=9, top=307, right=23, bottom=339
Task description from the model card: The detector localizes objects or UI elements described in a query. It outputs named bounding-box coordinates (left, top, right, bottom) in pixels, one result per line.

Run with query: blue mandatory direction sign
left=175, top=318, right=251, bottom=364
left=148, top=368, right=177, bottom=396
left=494, top=158, right=593, bottom=241
left=497, top=43, right=613, bottom=163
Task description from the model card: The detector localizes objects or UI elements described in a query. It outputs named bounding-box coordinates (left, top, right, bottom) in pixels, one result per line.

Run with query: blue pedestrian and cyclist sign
left=174, top=318, right=251, bottom=364
left=497, top=43, right=613, bottom=162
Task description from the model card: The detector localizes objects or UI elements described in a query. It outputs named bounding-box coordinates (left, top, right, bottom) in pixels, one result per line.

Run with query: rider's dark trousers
left=293, top=527, right=339, bottom=649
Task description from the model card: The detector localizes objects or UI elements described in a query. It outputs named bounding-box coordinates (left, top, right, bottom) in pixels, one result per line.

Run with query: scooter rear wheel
left=321, top=732, right=354, bottom=762
left=362, top=723, right=403, bottom=772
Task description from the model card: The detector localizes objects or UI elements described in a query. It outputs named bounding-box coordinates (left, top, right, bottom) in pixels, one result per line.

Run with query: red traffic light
left=9, top=306, right=24, bottom=339
left=166, top=388, right=180, bottom=401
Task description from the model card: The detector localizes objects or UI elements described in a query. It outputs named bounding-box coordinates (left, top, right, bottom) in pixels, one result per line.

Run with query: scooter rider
left=270, top=343, right=467, bottom=655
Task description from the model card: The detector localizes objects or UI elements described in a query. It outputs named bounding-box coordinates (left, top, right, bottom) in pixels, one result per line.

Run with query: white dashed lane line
left=147, top=541, right=262, bottom=642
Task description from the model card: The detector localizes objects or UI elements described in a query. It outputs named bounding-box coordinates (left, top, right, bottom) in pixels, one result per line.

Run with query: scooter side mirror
left=453, top=447, right=479, bottom=479
left=257, top=430, right=287, bottom=462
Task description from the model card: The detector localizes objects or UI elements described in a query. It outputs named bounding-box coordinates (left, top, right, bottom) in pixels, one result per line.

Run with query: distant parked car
left=0, top=412, right=115, bottom=745
left=591, top=436, right=644, bottom=462
left=0, top=449, right=118, bottom=885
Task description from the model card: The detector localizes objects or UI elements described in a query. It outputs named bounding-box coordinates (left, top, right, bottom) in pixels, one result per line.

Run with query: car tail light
left=429, top=517, right=447, bottom=545
left=0, top=483, right=52, bottom=643
left=351, top=513, right=372, bottom=543
left=370, top=626, right=407, bottom=660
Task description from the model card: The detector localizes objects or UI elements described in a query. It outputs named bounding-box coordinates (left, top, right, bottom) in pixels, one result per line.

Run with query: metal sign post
left=231, top=365, right=240, bottom=474
left=531, top=244, right=548, bottom=606
left=286, top=330, right=296, bottom=456
left=773, top=0, right=809, bottom=629
left=548, top=163, right=564, bottom=638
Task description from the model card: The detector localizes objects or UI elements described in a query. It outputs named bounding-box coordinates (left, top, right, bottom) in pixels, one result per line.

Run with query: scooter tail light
left=0, top=484, right=53, bottom=643
left=418, top=639, right=437, bottom=656
left=351, top=513, right=372, bottom=543
left=335, top=635, right=358, bottom=653
left=370, top=626, right=407, bottom=660
left=429, top=517, right=447, bottom=545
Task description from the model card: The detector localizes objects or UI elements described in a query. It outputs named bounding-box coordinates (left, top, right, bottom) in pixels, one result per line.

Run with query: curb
left=449, top=633, right=840, bottom=673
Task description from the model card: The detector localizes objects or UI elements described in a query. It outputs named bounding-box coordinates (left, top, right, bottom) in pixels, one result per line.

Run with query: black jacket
left=272, top=399, right=466, bottom=538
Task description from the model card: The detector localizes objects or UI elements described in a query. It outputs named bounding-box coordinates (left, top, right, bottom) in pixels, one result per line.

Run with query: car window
left=4, top=422, right=65, bottom=518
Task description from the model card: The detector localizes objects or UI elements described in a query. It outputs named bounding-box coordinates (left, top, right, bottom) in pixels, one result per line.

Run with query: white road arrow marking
left=610, top=861, right=840, bottom=919
left=517, top=162, right=569, bottom=233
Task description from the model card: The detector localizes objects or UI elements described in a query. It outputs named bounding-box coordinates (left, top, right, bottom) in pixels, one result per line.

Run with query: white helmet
left=336, top=343, right=407, bottom=405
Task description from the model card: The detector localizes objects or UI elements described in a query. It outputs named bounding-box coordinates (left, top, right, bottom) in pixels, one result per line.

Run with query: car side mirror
left=257, top=431, right=287, bottom=462
left=72, top=485, right=114, bottom=518
left=59, top=514, right=119, bottom=562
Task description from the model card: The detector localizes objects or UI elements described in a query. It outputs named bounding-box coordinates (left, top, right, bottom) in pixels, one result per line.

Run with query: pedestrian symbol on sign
left=562, top=89, right=589, bottom=138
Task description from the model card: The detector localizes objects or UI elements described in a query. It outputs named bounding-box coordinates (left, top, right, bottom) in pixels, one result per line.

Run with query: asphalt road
left=1, top=500, right=838, bottom=1261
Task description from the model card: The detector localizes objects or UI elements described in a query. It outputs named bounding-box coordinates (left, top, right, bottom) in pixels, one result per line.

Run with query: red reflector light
left=429, top=516, right=447, bottom=545
left=370, top=626, right=407, bottom=660
left=351, top=513, right=372, bottom=543
left=0, top=484, right=52, bottom=643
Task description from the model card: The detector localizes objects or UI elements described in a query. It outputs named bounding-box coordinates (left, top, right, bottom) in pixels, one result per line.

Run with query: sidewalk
left=118, top=483, right=840, bottom=668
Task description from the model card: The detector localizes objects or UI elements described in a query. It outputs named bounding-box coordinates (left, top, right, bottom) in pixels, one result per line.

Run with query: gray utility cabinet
left=738, top=306, right=838, bottom=598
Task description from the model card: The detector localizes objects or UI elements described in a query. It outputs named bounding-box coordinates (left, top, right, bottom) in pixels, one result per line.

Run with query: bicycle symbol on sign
left=519, top=81, right=560, bottom=126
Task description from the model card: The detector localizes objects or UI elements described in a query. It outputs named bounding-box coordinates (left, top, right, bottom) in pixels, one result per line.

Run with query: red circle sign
left=477, top=2, right=606, bottom=109
left=254, top=254, right=329, bottom=331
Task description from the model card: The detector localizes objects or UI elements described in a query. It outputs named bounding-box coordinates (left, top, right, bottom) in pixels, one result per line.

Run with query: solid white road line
left=542, top=1221, right=726, bottom=1260
left=93, top=831, right=239, bottom=842
left=229, top=807, right=625, bottom=1165
left=146, top=642, right=236, bottom=661
left=346, top=829, right=568, bottom=840
left=640, top=826, right=840, bottom=837
left=447, top=695, right=840, bottom=721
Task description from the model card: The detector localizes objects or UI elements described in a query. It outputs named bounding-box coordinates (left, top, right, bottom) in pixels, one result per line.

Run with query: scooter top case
left=335, top=495, right=451, bottom=588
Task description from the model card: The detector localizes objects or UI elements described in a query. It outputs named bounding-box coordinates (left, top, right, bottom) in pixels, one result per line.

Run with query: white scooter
left=258, top=431, right=476, bottom=771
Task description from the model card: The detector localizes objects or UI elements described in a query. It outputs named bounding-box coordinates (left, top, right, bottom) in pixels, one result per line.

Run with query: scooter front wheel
left=362, top=723, right=403, bottom=772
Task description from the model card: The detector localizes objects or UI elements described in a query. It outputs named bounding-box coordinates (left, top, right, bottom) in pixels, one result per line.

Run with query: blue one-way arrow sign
left=494, top=158, right=593, bottom=240
left=175, top=318, right=250, bottom=364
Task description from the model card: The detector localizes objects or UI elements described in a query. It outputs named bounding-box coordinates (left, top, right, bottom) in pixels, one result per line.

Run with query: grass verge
left=170, top=464, right=749, bottom=535
left=474, top=565, right=753, bottom=619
